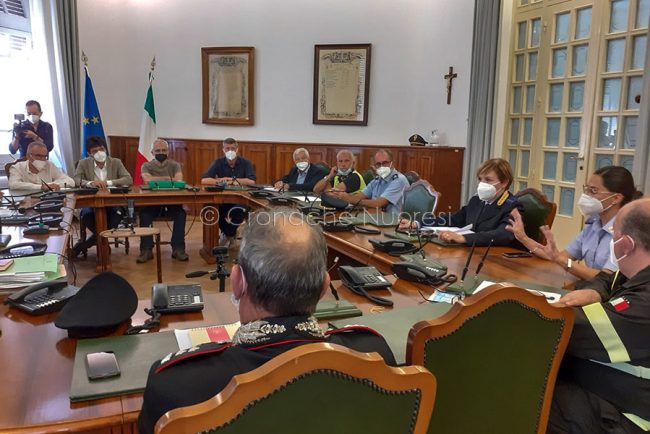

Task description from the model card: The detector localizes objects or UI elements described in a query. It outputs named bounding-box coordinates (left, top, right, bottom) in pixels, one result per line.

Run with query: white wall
left=78, top=0, right=474, bottom=147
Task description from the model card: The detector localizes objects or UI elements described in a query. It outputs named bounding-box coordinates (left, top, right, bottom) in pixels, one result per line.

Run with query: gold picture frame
left=313, top=43, right=371, bottom=126
left=202, top=46, right=255, bottom=125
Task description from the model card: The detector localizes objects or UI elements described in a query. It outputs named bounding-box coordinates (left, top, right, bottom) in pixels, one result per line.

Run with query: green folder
left=70, top=331, right=178, bottom=402
left=314, top=299, right=362, bottom=320
left=340, top=212, right=399, bottom=227
left=330, top=303, right=453, bottom=365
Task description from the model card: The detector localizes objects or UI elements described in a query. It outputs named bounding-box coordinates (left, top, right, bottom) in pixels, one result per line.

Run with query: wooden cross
left=444, top=66, right=458, bottom=105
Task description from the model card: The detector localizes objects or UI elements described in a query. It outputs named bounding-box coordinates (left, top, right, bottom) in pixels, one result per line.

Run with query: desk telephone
left=338, top=265, right=393, bottom=307
left=0, top=241, right=48, bottom=259
left=392, top=254, right=450, bottom=285
left=4, top=277, right=80, bottom=314
left=152, top=283, right=204, bottom=314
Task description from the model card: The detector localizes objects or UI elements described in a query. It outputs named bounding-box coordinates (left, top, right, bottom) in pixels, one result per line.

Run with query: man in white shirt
left=9, top=141, right=73, bottom=191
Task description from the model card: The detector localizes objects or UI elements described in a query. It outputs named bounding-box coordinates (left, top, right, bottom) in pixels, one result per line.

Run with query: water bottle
left=429, top=129, right=440, bottom=146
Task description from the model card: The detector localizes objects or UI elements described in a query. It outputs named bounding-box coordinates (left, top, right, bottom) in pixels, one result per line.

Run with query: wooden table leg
left=155, top=233, right=162, bottom=283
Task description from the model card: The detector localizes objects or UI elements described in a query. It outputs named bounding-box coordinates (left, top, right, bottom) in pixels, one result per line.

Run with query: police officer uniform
left=423, top=191, right=524, bottom=247
left=549, top=266, right=650, bottom=434
left=361, top=169, right=409, bottom=216
left=137, top=315, right=396, bottom=434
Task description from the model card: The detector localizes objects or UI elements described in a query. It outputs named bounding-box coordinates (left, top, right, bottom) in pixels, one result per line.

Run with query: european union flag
left=82, top=67, right=106, bottom=157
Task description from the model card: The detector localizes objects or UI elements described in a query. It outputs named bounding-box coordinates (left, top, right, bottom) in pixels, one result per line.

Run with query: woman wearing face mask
left=506, top=166, right=641, bottom=280
left=399, top=158, right=523, bottom=247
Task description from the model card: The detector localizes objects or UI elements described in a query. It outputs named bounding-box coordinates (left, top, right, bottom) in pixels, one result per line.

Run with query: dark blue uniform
left=10, top=120, right=54, bottom=158
left=138, top=315, right=396, bottom=434
left=423, top=191, right=524, bottom=247
left=281, top=164, right=328, bottom=192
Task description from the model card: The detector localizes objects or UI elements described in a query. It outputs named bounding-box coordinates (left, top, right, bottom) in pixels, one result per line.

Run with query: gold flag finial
left=150, top=56, right=156, bottom=72
left=82, top=50, right=88, bottom=67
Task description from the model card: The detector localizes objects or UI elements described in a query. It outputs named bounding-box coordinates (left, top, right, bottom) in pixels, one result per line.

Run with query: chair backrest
left=407, top=284, right=574, bottom=434
left=402, top=180, right=440, bottom=221
left=155, top=343, right=436, bottom=434
left=515, top=188, right=557, bottom=243
left=4, top=158, right=25, bottom=181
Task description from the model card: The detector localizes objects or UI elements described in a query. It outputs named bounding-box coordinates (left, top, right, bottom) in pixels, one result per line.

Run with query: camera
left=212, top=246, right=229, bottom=264
left=13, top=114, right=29, bottom=135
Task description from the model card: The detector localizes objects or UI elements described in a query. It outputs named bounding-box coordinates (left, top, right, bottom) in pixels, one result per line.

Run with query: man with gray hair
left=137, top=209, right=395, bottom=434
left=549, top=198, right=650, bottom=434
left=314, top=149, right=366, bottom=194
left=274, top=147, right=328, bottom=192
left=9, top=141, right=73, bottom=190
left=137, top=139, right=188, bottom=262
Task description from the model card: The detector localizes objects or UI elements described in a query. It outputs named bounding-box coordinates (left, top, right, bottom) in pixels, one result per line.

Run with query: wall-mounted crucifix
left=444, top=66, right=458, bottom=105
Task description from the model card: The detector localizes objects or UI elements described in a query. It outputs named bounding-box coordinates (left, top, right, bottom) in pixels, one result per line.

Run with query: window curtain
left=30, top=0, right=79, bottom=174
left=462, top=0, right=501, bottom=203
left=632, top=27, right=650, bottom=195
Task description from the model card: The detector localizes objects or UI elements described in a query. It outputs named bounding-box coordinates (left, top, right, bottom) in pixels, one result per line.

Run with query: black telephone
left=151, top=283, right=204, bottom=314
left=319, top=220, right=354, bottom=232
left=0, top=241, right=48, bottom=259
left=4, top=277, right=80, bottom=315
left=368, top=238, right=418, bottom=256
left=392, top=258, right=449, bottom=285
left=338, top=265, right=393, bottom=306
left=249, top=190, right=276, bottom=198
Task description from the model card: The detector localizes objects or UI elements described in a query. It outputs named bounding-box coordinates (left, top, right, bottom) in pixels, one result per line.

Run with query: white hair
left=293, top=147, right=309, bottom=160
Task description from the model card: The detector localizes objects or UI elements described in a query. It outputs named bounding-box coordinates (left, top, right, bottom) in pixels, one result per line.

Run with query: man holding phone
left=313, top=149, right=366, bottom=194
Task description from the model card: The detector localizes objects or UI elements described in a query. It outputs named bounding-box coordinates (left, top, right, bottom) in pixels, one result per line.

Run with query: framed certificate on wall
left=313, top=44, right=371, bottom=126
left=202, top=46, right=255, bottom=125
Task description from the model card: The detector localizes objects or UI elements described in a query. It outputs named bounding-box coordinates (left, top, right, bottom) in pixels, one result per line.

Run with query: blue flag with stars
left=82, top=67, right=106, bottom=157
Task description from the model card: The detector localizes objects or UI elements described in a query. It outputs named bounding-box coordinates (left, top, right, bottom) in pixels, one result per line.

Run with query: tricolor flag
left=610, top=297, right=630, bottom=312
left=135, top=75, right=156, bottom=185
left=81, top=67, right=106, bottom=157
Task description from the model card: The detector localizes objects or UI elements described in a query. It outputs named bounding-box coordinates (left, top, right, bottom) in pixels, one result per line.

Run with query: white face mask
left=477, top=182, right=498, bottom=201
left=338, top=167, right=352, bottom=176
left=225, top=150, right=237, bottom=161
left=577, top=193, right=616, bottom=217
left=93, top=150, right=107, bottom=163
left=609, top=235, right=632, bottom=265
left=296, top=161, right=309, bottom=171
left=376, top=166, right=391, bottom=179
left=28, top=114, right=40, bottom=124
left=32, top=159, right=47, bottom=171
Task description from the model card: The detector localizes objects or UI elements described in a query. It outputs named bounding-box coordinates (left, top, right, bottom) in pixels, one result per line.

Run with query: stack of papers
left=424, top=224, right=475, bottom=236
left=175, top=321, right=241, bottom=350
left=0, top=254, right=62, bottom=290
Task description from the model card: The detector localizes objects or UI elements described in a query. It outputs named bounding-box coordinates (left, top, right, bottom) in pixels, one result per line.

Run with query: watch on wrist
left=565, top=258, right=572, bottom=271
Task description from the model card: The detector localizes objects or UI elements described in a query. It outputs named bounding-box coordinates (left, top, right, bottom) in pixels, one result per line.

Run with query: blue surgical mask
left=337, top=168, right=352, bottom=176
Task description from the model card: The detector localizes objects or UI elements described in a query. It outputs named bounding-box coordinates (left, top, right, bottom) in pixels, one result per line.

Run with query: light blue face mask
left=337, top=168, right=352, bottom=176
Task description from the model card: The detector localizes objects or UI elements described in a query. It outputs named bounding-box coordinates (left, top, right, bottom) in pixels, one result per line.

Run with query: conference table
left=0, top=192, right=579, bottom=433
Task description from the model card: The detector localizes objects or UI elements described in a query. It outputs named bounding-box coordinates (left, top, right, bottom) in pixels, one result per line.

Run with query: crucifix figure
left=444, top=66, right=458, bottom=105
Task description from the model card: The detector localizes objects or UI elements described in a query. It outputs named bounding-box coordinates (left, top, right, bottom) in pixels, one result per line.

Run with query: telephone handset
left=0, top=241, right=48, bottom=259
left=151, top=283, right=204, bottom=314
left=4, top=277, right=80, bottom=315
left=338, top=265, right=393, bottom=306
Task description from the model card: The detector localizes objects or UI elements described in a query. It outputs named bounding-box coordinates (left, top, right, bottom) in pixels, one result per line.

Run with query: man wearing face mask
left=548, top=198, right=650, bottom=434
left=9, top=141, right=73, bottom=191
left=137, top=139, right=188, bottom=263
left=137, top=209, right=396, bottom=434
left=328, top=149, right=408, bottom=216
left=313, top=149, right=366, bottom=194
left=9, top=100, right=54, bottom=159
left=274, top=148, right=328, bottom=192
left=201, top=138, right=256, bottom=247
left=71, top=136, right=132, bottom=257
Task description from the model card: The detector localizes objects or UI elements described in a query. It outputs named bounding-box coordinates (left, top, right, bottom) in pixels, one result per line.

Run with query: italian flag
left=135, top=78, right=156, bottom=185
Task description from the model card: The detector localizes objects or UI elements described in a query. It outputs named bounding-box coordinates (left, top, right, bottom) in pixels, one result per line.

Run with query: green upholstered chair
left=515, top=188, right=557, bottom=243
left=407, top=283, right=574, bottom=434
left=402, top=180, right=440, bottom=223
left=155, top=343, right=437, bottom=434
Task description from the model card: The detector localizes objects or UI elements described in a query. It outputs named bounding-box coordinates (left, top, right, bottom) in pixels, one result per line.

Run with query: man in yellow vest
left=313, top=149, right=366, bottom=194
left=549, top=198, right=650, bottom=434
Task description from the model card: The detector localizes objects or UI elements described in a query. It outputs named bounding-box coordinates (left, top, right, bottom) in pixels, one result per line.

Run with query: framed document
left=313, top=43, right=371, bottom=126
left=202, top=47, right=254, bottom=125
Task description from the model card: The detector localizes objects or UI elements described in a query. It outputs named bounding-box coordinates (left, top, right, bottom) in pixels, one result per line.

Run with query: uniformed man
left=328, top=149, right=408, bottom=216
left=274, top=147, right=328, bottom=192
left=548, top=197, right=650, bottom=434
left=313, top=149, right=367, bottom=194
left=137, top=210, right=396, bottom=434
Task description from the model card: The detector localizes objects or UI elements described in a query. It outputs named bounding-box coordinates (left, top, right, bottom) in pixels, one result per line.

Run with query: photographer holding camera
left=9, top=100, right=54, bottom=159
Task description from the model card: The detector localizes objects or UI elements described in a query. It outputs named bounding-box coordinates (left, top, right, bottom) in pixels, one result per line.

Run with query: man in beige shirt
left=71, top=136, right=133, bottom=257
left=9, top=141, right=73, bottom=191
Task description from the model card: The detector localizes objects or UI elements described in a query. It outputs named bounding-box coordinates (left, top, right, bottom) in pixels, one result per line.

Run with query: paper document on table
left=175, top=321, right=241, bottom=350
left=6, top=254, right=59, bottom=273
left=426, top=224, right=475, bottom=235
left=473, top=280, right=562, bottom=302
left=263, top=187, right=279, bottom=192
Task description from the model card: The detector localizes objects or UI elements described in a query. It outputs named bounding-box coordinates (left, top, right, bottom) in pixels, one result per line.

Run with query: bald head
left=619, top=198, right=650, bottom=252
left=237, top=210, right=327, bottom=315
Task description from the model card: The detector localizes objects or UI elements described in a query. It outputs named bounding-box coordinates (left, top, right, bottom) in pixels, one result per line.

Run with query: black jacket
left=138, top=315, right=396, bottom=434
left=281, top=165, right=328, bottom=192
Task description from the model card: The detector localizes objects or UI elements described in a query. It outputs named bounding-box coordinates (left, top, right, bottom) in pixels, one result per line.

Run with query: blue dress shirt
left=566, top=216, right=617, bottom=271
left=361, top=169, right=409, bottom=216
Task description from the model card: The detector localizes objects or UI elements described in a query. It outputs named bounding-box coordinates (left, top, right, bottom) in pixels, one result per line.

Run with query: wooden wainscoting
left=108, top=136, right=464, bottom=212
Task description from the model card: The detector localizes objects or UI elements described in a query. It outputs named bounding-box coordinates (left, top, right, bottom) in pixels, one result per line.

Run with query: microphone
left=40, top=178, right=53, bottom=192
left=460, top=239, right=477, bottom=283
left=327, top=257, right=340, bottom=304
left=186, top=270, right=210, bottom=278
left=474, top=239, right=494, bottom=276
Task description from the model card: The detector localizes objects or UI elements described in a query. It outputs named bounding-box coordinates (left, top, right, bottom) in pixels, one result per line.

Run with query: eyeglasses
left=30, top=153, right=48, bottom=160
left=583, top=185, right=610, bottom=196
left=374, top=161, right=392, bottom=169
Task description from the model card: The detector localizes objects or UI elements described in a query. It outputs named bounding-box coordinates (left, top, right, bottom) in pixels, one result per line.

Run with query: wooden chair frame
left=155, top=343, right=437, bottom=434
left=407, top=283, right=574, bottom=434
left=403, top=179, right=441, bottom=216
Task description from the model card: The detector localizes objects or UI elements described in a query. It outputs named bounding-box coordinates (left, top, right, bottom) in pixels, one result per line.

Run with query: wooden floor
left=71, top=217, right=237, bottom=298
